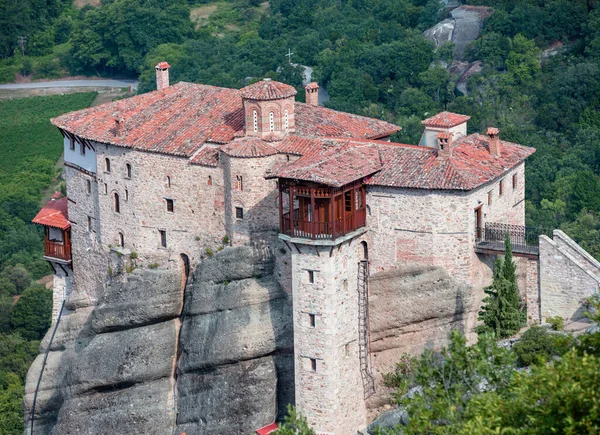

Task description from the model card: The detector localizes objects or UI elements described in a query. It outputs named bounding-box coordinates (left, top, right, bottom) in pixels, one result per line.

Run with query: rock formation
left=24, top=245, right=293, bottom=435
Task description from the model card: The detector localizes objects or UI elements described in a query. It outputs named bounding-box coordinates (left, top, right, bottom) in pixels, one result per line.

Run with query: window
left=166, top=176, right=171, bottom=188
left=80, top=142, right=86, bottom=156
left=103, top=183, right=108, bottom=195
left=114, top=193, right=120, bottom=213
left=499, top=179, right=504, bottom=196
left=235, top=175, right=243, bottom=191
left=310, top=358, right=317, bottom=372
left=269, top=112, right=274, bottom=132
left=487, top=191, right=492, bottom=206
left=512, top=173, right=517, bottom=189
left=105, top=158, right=111, bottom=173
left=207, top=175, right=212, bottom=186
left=69, top=137, right=75, bottom=151
left=284, top=109, right=289, bottom=130
left=166, top=198, right=174, bottom=213
left=125, top=189, right=129, bottom=201
left=118, top=232, right=124, bottom=248
left=286, top=154, right=290, bottom=161
left=87, top=216, right=92, bottom=231
left=253, top=110, right=258, bottom=132
left=343, top=280, right=348, bottom=292
left=125, top=163, right=132, bottom=179
left=345, top=343, right=350, bottom=357
left=308, top=270, right=315, bottom=284
left=235, top=207, right=244, bottom=219
left=86, top=179, right=91, bottom=194
left=308, top=313, right=316, bottom=327
left=159, top=230, right=167, bottom=248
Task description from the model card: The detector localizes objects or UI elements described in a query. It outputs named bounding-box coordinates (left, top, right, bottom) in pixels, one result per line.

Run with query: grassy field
left=0, top=92, right=97, bottom=176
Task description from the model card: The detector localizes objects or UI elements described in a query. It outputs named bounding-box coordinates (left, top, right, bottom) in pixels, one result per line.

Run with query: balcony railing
left=282, top=208, right=366, bottom=240
left=475, top=222, right=552, bottom=256
left=44, top=240, right=71, bottom=262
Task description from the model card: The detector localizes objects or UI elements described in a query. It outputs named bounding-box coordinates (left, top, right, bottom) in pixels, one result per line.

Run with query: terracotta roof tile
left=269, top=134, right=534, bottom=190
left=190, top=147, right=219, bottom=167
left=305, top=82, right=319, bottom=90
left=240, top=79, right=297, bottom=101
left=32, top=197, right=70, bottom=230
left=52, top=82, right=399, bottom=157
left=155, top=62, right=170, bottom=69
left=422, top=111, right=470, bottom=128
left=221, top=137, right=278, bottom=158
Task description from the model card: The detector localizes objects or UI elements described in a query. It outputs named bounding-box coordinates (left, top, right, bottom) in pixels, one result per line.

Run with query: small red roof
left=437, top=131, right=453, bottom=139
left=221, top=137, right=279, bottom=158
left=32, top=197, right=70, bottom=230
left=241, top=79, right=297, bottom=101
left=256, top=423, right=278, bottom=434
left=305, top=82, right=319, bottom=90
left=155, top=61, right=171, bottom=69
left=422, top=111, right=470, bottom=128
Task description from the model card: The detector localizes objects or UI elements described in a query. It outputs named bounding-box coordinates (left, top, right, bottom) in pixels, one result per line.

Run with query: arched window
left=207, top=175, right=212, bottom=186
left=284, top=109, right=289, bottom=130
left=269, top=112, right=274, bottom=132
left=105, top=158, right=111, bottom=173
left=114, top=192, right=120, bottom=213
left=253, top=110, right=258, bottom=132
left=235, top=175, right=243, bottom=191
left=166, top=176, right=171, bottom=188
left=118, top=232, right=124, bottom=247
left=125, top=163, right=132, bottom=178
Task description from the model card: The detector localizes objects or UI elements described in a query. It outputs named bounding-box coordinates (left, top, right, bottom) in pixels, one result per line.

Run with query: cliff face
left=24, top=245, right=293, bottom=435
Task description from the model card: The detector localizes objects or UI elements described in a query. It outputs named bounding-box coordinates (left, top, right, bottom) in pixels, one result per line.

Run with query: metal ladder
left=357, top=260, right=375, bottom=398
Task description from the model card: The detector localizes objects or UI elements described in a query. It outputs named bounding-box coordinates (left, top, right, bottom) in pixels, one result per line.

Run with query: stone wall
left=290, top=236, right=367, bottom=434
left=539, top=230, right=600, bottom=321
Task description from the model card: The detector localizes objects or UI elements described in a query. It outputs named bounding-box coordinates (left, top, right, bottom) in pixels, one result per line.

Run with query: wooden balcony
left=279, top=179, right=367, bottom=241
left=44, top=240, right=71, bottom=263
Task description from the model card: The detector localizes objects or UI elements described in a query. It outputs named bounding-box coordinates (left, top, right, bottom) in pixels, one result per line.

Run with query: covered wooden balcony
left=43, top=227, right=72, bottom=263
left=279, top=179, right=366, bottom=240
left=32, top=194, right=72, bottom=265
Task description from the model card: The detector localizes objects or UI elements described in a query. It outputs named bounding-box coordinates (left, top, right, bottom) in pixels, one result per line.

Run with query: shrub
left=222, top=234, right=229, bottom=245
left=547, top=315, right=564, bottom=331
left=130, top=251, right=138, bottom=260
left=513, top=325, right=575, bottom=366
left=205, top=247, right=214, bottom=257
left=148, top=263, right=159, bottom=269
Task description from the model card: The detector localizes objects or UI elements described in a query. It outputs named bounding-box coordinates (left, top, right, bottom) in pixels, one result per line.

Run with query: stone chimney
left=305, top=82, right=319, bottom=106
left=437, top=131, right=453, bottom=158
left=487, top=127, right=500, bottom=157
left=155, top=61, right=171, bottom=91
left=113, top=114, right=125, bottom=137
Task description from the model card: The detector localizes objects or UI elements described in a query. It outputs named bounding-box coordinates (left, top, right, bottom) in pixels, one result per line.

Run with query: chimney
left=155, top=61, right=171, bottom=91
left=305, top=82, right=319, bottom=106
left=437, top=131, right=453, bottom=158
left=487, top=127, right=500, bottom=157
left=113, top=114, right=125, bottom=137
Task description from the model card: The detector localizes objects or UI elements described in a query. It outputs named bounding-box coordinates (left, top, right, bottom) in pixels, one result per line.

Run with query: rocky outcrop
left=424, top=6, right=493, bottom=58
left=24, top=245, right=293, bottom=435
left=367, top=266, right=473, bottom=408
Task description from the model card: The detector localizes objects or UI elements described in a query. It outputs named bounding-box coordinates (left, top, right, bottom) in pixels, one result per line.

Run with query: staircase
left=357, top=260, right=375, bottom=399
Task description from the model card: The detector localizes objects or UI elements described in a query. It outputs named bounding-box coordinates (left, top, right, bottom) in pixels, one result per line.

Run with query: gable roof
left=422, top=111, right=470, bottom=128
left=32, top=196, right=70, bottom=230
left=268, top=134, right=535, bottom=191
left=52, top=82, right=399, bottom=157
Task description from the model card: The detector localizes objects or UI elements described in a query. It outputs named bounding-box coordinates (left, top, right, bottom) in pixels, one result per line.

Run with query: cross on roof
left=286, top=48, right=293, bottom=63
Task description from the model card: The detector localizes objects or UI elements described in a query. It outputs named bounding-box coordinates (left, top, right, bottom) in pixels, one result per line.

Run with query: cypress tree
left=477, top=234, right=525, bottom=338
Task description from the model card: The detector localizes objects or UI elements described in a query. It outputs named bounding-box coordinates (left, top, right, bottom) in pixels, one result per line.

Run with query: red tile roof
left=155, top=62, right=170, bottom=69
left=190, top=146, right=219, bottom=167
left=269, top=134, right=535, bottom=190
left=305, top=82, right=319, bottom=90
left=422, top=111, right=470, bottom=128
left=52, top=82, right=399, bottom=157
left=221, top=137, right=278, bottom=158
left=241, top=79, right=297, bottom=101
left=32, top=197, right=70, bottom=230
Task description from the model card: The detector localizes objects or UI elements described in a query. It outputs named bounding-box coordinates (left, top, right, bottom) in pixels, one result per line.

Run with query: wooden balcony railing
left=44, top=240, right=71, bottom=262
left=282, top=208, right=366, bottom=240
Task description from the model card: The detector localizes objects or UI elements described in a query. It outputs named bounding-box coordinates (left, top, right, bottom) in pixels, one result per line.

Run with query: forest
left=1, top=0, right=600, bottom=433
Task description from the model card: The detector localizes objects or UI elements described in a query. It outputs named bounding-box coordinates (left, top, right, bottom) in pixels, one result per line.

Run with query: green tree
left=10, top=285, right=52, bottom=341
left=477, top=235, right=525, bottom=338
left=506, top=34, right=540, bottom=85
left=0, top=372, right=24, bottom=435
left=2, top=265, right=31, bottom=295
left=276, top=405, right=315, bottom=435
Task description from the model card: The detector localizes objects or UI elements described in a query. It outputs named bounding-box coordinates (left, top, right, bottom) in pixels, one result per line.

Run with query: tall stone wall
left=539, top=230, right=600, bottom=322
left=290, top=236, right=367, bottom=435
